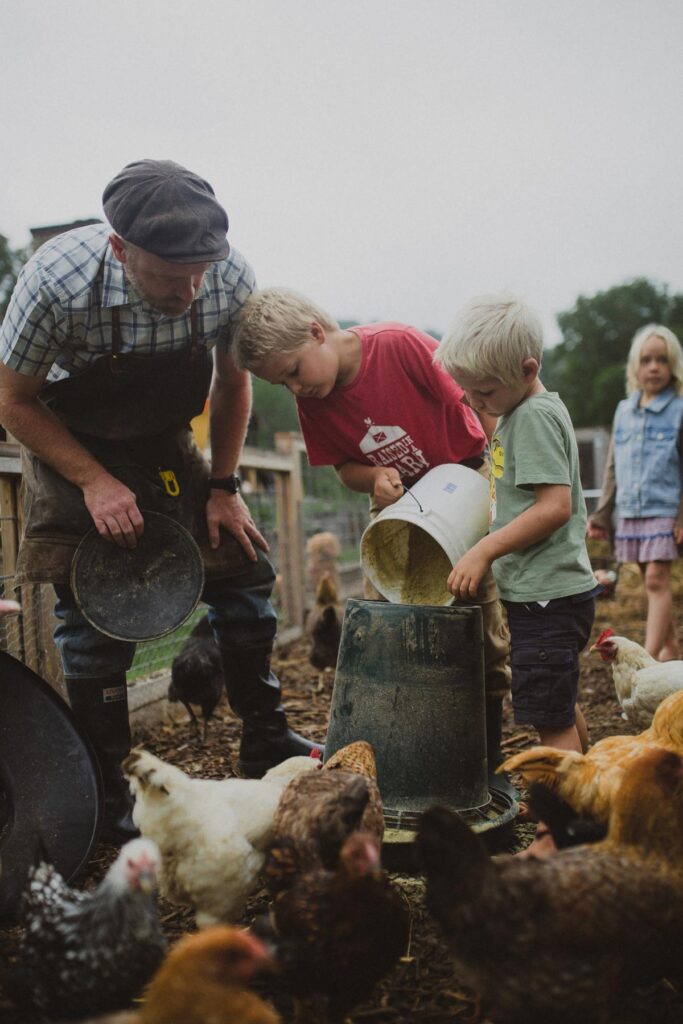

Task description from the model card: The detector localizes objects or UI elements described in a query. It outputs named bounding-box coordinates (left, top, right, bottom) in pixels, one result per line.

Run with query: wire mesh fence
left=0, top=439, right=369, bottom=688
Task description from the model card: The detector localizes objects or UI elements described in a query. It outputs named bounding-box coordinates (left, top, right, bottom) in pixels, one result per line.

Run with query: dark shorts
left=503, top=591, right=597, bottom=729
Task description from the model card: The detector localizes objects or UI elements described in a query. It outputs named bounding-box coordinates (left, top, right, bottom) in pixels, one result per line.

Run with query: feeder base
left=381, top=788, right=518, bottom=873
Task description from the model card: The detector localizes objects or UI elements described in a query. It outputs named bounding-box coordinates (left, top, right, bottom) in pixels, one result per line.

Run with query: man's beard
left=123, top=265, right=190, bottom=317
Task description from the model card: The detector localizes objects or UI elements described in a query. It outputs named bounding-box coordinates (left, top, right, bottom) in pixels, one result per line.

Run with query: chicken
left=591, top=627, right=683, bottom=728
left=122, top=749, right=320, bottom=927
left=322, top=738, right=378, bottom=777
left=524, top=782, right=607, bottom=850
left=305, top=531, right=341, bottom=591
left=78, top=926, right=280, bottom=1024
left=304, top=572, right=344, bottom=680
left=416, top=805, right=683, bottom=1024
left=168, top=615, right=223, bottom=742
left=5, top=838, right=165, bottom=1020
left=265, top=742, right=383, bottom=894
left=588, top=746, right=683, bottom=867
left=501, top=687, right=683, bottom=825
left=258, top=831, right=409, bottom=1022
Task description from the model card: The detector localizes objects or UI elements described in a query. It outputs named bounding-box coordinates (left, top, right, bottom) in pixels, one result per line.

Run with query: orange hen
left=501, top=688, right=683, bottom=824
left=83, top=926, right=281, bottom=1024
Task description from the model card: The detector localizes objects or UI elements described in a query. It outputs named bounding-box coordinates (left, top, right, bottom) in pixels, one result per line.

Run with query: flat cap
left=102, top=159, right=230, bottom=263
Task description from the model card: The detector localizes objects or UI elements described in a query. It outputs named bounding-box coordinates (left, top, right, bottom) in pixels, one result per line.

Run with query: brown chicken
left=81, top=926, right=280, bottom=1024
left=258, top=832, right=409, bottom=1023
left=305, top=531, right=341, bottom=591
left=265, top=741, right=383, bottom=894
left=416, top=804, right=683, bottom=1024
left=304, top=572, right=344, bottom=679
left=501, top=687, right=683, bottom=824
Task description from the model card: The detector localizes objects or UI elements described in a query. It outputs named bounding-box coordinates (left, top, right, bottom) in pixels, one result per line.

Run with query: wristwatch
left=209, top=474, right=241, bottom=493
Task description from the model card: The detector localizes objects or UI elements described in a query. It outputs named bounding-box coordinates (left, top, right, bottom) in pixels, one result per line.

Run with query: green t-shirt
left=489, top=392, right=596, bottom=602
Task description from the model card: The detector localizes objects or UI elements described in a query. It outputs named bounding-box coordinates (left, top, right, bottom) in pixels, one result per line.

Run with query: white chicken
left=122, top=749, right=320, bottom=928
left=591, top=628, right=683, bottom=729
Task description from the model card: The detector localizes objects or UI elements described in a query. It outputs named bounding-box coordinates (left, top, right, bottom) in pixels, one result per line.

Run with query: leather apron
left=15, top=306, right=250, bottom=585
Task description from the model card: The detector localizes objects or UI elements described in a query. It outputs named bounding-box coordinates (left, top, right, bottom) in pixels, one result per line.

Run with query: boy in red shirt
left=232, top=288, right=513, bottom=796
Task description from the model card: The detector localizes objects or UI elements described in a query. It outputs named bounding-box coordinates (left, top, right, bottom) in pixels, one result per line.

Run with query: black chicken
left=525, top=781, right=607, bottom=850
left=6, top=837, right=166, bottom=1020
left=168, top=614, right=224, bottom=741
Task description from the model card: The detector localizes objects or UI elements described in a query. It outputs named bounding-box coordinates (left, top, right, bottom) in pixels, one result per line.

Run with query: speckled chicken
left=123, top=749, right=319, bottom=927
left=501, top=687, right=683, bottom=825
left=6, top=838, right=165, bottom=1020
left=168, top=615, right=223, bottom=742
left=259, top=831, right=409, bottom=1022
left=265, top=741, right=383, bottom=894
left=416, top=805, right=683, bottom=1024
left=76, top=926, right=281, bottom=1024
left=305, top=572, right=344, bottom=680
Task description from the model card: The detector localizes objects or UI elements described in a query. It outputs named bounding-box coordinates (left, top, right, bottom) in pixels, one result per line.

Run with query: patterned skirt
left=614, top=516, right=678, bottom=564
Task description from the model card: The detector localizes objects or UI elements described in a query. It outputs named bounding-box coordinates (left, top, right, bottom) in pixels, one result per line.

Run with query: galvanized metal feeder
left=325, top=597, right=516, bottom=869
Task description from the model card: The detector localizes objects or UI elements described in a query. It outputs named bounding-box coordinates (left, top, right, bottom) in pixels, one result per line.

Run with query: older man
left=0, top=160, right=319, bottom=840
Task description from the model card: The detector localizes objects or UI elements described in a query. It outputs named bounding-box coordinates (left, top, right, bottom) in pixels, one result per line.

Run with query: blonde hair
left=435, top=293, right=543, bottom=386
left=232, top=288, right=338, bottom=371
left=625, top=324, right=683, bottom=396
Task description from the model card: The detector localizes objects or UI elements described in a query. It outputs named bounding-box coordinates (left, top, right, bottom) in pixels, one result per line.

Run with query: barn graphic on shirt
left=359, top=418, right=429, bottom=479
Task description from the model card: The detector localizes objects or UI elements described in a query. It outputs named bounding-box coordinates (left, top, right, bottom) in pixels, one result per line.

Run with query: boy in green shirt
left=435, top=294, right=598, bottom=755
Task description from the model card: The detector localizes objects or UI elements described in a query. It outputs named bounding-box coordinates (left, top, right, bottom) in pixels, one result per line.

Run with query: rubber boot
left=64, top=675, right=139, bottom=843
left=485, top=696, right=519, bottom=801
left=219, top=644, right=323, bottom=778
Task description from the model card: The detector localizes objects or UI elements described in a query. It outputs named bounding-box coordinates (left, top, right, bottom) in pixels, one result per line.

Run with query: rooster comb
left=596, top=627, right=615, bottom=645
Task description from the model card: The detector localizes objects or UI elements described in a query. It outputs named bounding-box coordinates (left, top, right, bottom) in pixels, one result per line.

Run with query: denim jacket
left=612, top=386, right=683, bottom=518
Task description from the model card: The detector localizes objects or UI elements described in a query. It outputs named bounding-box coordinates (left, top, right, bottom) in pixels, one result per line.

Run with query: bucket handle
left=402, top=485, right=424, bottom=513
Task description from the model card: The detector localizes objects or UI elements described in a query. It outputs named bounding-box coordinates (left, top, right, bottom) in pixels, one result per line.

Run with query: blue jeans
left=54, top=549, right=278, bottom=679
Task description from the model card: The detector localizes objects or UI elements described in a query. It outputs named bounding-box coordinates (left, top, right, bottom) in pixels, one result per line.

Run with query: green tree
left=0, top=234, right=28, bottom=322
left=543, top=278, right=683, bottom=428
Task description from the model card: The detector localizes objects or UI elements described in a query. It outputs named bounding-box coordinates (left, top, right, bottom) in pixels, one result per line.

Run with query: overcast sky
left=3, top=0, right=682, bottom=344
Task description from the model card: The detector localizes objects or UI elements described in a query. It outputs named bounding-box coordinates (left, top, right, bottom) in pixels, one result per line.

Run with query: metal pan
left=71, top=510, right=204, bottom=642
left=0, top=652, right=102, bottom=920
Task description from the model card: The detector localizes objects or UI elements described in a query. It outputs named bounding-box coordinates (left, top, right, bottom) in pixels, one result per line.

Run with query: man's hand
left=372, top=468, right=405, bottom=509
left=82, top=475, right=145, bottom=549
left=206, top=490, right=268, bottom=561
left=447, top=540, right=492, bottom=601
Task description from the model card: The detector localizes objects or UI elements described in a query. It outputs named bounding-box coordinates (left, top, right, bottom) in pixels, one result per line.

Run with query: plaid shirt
left=0, top=223, right=256, bottom=382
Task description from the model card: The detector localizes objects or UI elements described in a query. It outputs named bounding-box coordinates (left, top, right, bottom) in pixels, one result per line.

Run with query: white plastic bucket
left=360, top=463, right=490, bottom=605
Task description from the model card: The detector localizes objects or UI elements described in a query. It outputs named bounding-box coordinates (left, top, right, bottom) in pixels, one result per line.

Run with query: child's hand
left=587, top=522, right=607, bottom=540
left=674, top=523, right=683, bottom=546
left=372, top=468, right=405, bottom=509
left=447, top=542, right=492, bottom=601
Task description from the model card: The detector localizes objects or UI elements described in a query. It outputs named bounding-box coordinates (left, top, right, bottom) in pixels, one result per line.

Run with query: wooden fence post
left=273, top=432, right=305, bottom=629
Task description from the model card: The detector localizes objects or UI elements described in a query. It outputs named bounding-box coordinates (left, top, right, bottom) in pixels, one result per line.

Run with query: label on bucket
left=442, top=483, right=458, bottom=494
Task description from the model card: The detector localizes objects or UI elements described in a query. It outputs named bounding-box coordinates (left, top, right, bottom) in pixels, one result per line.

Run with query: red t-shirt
left=297, top=322, right=486, bottom=484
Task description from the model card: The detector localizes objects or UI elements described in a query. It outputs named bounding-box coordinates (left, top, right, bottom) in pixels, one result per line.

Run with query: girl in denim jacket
left=589, top=324, right=683, bottom=660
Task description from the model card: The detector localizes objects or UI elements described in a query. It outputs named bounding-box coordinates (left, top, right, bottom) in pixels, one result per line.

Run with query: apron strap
left=111, top=307, right=123, bottom=374
left=190, top=302, right=199, bottom=357
left=110, top=304, right=200, bottom=372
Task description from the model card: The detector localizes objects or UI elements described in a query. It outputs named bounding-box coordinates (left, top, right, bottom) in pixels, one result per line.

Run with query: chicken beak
left=136, top=868, right=157, bottom=894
